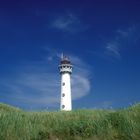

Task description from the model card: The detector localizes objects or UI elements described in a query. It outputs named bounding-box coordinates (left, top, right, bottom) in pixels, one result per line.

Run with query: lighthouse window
left=62, top=93, right=65, bottom=97
left=62, top=105, right=65, bottom=109
left=62, top=82, right=65, bottom=86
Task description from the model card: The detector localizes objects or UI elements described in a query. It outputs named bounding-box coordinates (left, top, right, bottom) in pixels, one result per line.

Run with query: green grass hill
left=0, top=103, right=20, bottom=113
left=0, top=103, right=140, bottom=140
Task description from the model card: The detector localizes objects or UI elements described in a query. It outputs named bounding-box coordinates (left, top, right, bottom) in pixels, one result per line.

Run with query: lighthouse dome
left=59, top=56, right=72, bottom=74
left=60, top=56, right=71, bottom=64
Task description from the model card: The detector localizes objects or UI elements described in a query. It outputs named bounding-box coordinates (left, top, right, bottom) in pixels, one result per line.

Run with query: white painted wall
left=60, top=73, right=72, bottom=111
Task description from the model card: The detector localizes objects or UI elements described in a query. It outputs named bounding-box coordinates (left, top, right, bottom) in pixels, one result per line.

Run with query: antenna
left=61, top=52, right=64, bottom=59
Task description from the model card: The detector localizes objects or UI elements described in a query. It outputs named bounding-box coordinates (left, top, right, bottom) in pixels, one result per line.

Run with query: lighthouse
left=59, top=54, right=73, bottom=111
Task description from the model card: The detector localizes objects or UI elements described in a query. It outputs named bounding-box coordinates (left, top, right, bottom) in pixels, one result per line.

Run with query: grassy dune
left=0, top=103, right=140, bottom=140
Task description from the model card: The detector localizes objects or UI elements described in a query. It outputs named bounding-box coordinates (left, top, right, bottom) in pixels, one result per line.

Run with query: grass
left=0, top=103, right=140, bottom=140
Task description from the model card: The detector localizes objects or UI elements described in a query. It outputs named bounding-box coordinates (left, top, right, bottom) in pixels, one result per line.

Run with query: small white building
left=59, top=55, right=73, bottom=111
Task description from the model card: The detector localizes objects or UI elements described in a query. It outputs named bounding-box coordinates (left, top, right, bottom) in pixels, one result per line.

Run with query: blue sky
left=0, top=0, right=140, bottom=110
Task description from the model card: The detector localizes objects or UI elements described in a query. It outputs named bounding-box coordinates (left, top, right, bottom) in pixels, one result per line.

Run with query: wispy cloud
left=50, top=13, right=86, bottom=33
left=89, top=25, right=139, bottom=61
left=105, top=42, right=121, bottom=59
left=0, top=50, right=91, bottom=110
left=105, top=25, right=139, bottom=59
left=116, top=26, right=136, bottom=39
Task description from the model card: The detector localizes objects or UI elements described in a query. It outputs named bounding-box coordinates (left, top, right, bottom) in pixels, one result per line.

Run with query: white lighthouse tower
left=59, top=54, right=73, bottom=111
